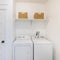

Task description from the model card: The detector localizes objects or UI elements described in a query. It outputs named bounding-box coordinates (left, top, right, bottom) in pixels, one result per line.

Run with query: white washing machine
left=32, top=36, right=53, bottom=60
left=13, top=35, right=33, bottom=60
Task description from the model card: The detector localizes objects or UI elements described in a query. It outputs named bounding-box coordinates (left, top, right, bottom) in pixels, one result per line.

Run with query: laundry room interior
left=0, top=0, right=60, bottom=60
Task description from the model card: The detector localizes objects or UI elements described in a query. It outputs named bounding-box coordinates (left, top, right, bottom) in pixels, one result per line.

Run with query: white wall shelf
left=16, top=19, right=48, bottom=21
left=15, top=19, right=48, bottom=23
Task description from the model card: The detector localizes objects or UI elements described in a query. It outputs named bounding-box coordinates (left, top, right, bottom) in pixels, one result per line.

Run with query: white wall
left=16, top=2, right=47, bottom=19
left=15, top=20, right=47, bottom=37
left=46, top=0, right=60, bottom=60
left=15, top=2, right=47, bottom=37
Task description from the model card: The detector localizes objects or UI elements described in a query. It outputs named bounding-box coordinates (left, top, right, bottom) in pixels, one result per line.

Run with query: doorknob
left=1, top=40, right=5, bottom=43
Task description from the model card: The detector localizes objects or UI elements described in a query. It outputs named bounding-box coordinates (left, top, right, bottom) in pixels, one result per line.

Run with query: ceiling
left=16, top=0, right=48, bottom=3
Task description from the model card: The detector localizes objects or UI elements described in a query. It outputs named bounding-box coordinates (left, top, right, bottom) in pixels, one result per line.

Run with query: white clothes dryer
left=13, top=35, right=33, bottom=60
left=32, top=37, right=53, bottom=60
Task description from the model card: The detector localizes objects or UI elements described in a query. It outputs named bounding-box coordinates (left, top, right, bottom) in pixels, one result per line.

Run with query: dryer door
left=13, top=44, right=33, bottom=60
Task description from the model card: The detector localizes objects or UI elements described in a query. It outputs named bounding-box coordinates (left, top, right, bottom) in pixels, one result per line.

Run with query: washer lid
left=14, top=35, right=32, bottom=44
left=14, top=39, right=32, bottom=44
left=32, top=37, right=52, bottom=44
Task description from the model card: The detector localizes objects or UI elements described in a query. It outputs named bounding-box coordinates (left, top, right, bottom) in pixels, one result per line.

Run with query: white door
left=0, top=0, right=8, bottom=4
left=0, top=9, right=7, bottom=60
